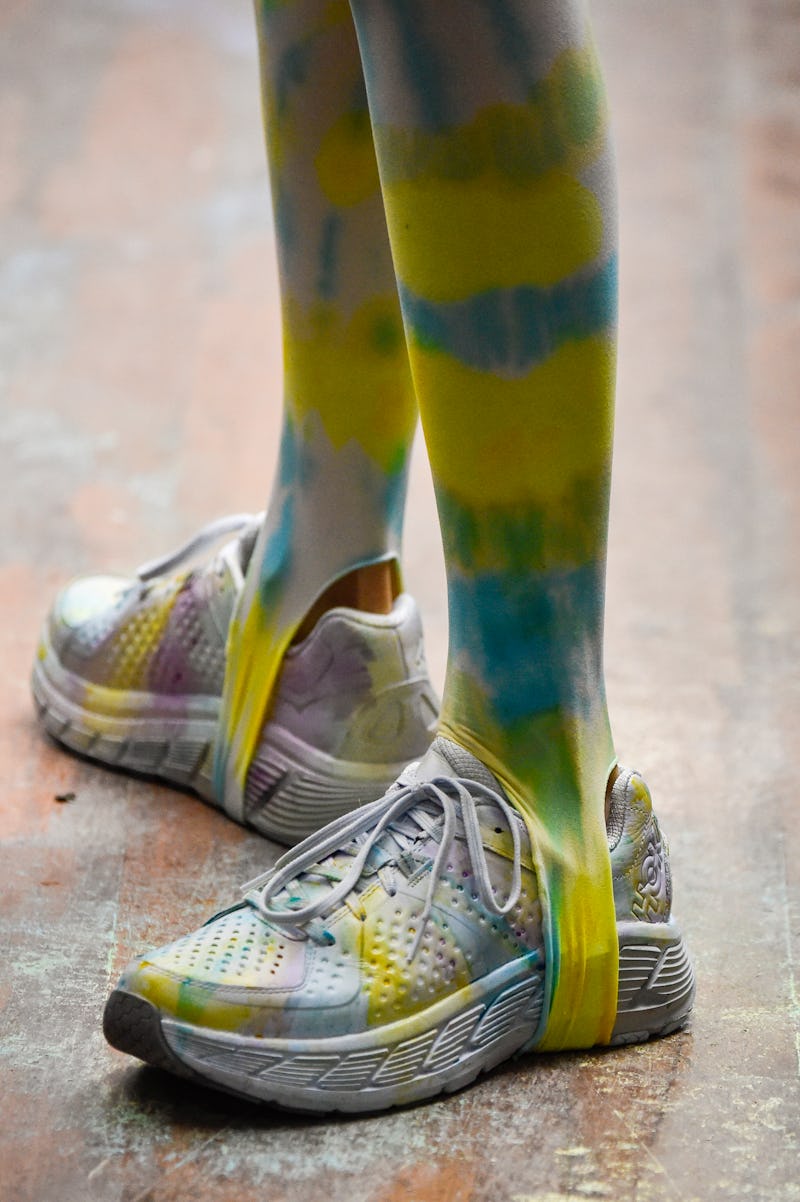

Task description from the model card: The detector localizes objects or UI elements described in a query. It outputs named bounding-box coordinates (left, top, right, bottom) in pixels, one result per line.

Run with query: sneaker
left=102, top=737, right=694, bottom=1112
left=32, top=514, right=439, bottom=843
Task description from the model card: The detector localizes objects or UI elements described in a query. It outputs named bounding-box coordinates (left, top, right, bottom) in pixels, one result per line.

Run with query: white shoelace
left=136, top=512, right=263, bottom=582
left=242, top=776, right=523, bottom=958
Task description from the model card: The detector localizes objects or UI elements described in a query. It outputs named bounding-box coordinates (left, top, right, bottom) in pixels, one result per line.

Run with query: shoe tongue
left=414, top=736, right=507, bottom=798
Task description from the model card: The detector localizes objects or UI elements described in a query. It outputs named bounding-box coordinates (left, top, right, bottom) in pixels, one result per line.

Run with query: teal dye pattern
left=477, top=0, right=537, bottom=89
left=318, top=212, right=342, bottom=300
left=275, top=38, right=312, bottom=115
left=273, top=183, right=296, bottom=256
left=436, top=478, right=610, bottom=577
left=367, top=0, right=451, bottom=129
left=447, top=558, right=605, bottom=726
left=398, top=255, right=616, bottom=374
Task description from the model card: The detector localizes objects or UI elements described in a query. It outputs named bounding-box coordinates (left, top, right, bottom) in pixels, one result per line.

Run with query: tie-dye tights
left=218, top=0, right=619, bottom=1050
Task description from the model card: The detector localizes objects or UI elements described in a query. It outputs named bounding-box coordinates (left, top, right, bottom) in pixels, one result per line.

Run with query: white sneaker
left=32, top=513, right=439, bottom=843
left=103, top=737, right=694, bottom=1112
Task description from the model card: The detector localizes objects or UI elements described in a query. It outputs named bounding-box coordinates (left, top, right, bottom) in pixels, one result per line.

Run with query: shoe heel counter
left=610, top=771, right=673, bottom=925
left=268, top=599, right=438, bottom=764
left=338, top=598, right=439, bottom=764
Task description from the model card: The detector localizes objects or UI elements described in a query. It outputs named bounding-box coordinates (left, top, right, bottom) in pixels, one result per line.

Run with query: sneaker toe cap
left=53, top=574, right=129, bottom=629
left=112, top=909, right=317, bottom=1036
left=47, top=574, right=131, bottom=658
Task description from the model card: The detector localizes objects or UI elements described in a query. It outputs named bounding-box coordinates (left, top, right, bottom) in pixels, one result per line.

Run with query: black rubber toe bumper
left=103, top=990, right=194, bottom=1081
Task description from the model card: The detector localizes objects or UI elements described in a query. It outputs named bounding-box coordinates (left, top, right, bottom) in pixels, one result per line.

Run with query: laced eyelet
left=241, top=775, right=523, bottom=962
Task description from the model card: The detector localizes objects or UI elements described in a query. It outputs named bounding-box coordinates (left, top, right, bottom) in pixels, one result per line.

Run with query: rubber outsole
left=104, top=991, right=194, bottom=1081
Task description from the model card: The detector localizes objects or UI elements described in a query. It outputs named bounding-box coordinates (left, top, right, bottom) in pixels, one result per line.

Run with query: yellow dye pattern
left=223, top=601, right=292, bottom=800
left=528, top=819, right=618, bottom=1049
left=283, top=295, right=416, bottom=473
left=315, top=111, right=382, bottom=207
left=135, top=962, right=182, bottom=1015
left=362, top=909, right=473, bottom=1027
left=375, top=46, right=606, bottom=188
left=219, top=293, right=417, bottom=801
left=384, top=171, right=602, bottom=302
left=317, top=0, right=351, bottom=31
left=386, top=41, right=619, bottom=1043
left=105, top=587, right=177, bottom=691
left=410, top=336, right=615, bottom=506
left=136, top=962, right=256, bottom=1034
left=437, top=688, right=618, bottom=1049
left=256, top=0, right=354, bottom=175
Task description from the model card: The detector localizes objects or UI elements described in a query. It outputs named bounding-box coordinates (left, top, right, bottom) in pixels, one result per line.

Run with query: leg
left=34, top=0, right=437, bottom=838
left=349, top=0, right=618, bottom=1048
left=215, top=0, right=421, bottom=810
left=105, top=0, right=694, bottom=1102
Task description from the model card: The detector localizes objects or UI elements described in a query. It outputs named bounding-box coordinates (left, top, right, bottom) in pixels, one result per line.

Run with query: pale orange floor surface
left=1, top=2, right=799, bottom=1199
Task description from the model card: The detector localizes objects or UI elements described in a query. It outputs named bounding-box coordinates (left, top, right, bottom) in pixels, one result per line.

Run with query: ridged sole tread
left=32, top=662, right=414, bottom=843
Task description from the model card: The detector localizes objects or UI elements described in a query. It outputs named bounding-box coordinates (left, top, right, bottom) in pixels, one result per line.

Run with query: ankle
left=292, top=561, right=397, bottom=644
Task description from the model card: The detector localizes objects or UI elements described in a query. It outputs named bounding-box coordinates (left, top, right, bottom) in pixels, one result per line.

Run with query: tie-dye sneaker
left=32, top=514, right=439, bottom=843
left=103, top=737, right=694, bottom=1112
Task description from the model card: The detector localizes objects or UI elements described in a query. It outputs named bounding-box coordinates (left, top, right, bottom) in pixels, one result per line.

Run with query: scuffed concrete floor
left=1, top=1, right=799, bottom=1199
